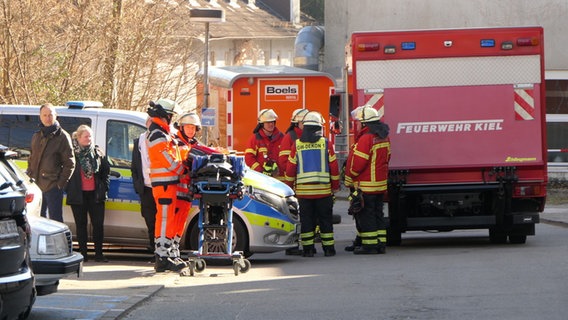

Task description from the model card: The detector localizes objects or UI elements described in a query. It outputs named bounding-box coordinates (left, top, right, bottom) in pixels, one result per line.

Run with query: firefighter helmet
left=178, top=112, right=201, bottom=131
left=290, top=108, right=309, bottom=123
left=258, top=109, right=278, bottom=123
left=352, top=106, right=381, bottom=123
left=153, top=98, right=181, bottom=115
left=302, top=111, right=325, bottom=127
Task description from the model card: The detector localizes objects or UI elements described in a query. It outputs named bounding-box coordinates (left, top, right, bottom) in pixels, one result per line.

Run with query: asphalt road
left=30, top=200, right=568, bottom=320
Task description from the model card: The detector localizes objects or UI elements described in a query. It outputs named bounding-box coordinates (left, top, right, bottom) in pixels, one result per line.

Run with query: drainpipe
left=293, top=26, right=325, bottom=71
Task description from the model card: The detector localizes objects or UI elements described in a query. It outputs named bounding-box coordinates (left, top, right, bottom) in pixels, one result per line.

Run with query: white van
left=0, top=102, right=300, bottom=257
left=546, top=114, right=568, bottom=180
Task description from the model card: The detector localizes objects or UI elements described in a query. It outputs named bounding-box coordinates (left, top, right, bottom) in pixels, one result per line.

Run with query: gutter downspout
left=293, top=26, right=325, bottom=71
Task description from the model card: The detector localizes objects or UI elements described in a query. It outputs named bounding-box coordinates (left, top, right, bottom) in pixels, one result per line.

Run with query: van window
left=0, top=114, right=90, bottom=159
left=106, top=120, right=145, bottom=168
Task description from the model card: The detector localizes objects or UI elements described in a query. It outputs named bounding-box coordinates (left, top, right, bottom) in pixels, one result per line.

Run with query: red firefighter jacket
left=244, top=127, right=284, bottom=173
left=344, top=126, right=391, bottom=194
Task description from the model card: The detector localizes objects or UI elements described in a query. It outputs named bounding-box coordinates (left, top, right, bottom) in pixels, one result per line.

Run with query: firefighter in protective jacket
left=245, top=109, right=284, bottom=179
left=345, top=106, right=391, bottom=254
left=278, top=108, right=309, bottom=173
left=285, top=111, right=340, bottom=257
left=146, top=99, right=187, bottom=272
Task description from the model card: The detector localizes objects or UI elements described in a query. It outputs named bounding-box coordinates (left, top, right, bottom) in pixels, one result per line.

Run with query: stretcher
left=183, top=153, right=251, bottom=276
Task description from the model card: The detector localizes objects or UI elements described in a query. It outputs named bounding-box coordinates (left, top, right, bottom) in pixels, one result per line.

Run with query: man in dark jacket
left=28, top=103, right=75, bottom=222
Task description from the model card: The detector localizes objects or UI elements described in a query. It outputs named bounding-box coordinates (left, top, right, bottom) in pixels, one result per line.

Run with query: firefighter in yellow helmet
left=245, top=109, right=284, bottom=179
left=278, top=108, right=309, bottom=255
left=285, top=111, right=340, bottom=257
left=146, top=98, right=187, bottom=272
left=171, top=112, right=201, bottom=262
left=278, top=108, right=309, bottom=174
left=344, top=106, right=391, bottom=254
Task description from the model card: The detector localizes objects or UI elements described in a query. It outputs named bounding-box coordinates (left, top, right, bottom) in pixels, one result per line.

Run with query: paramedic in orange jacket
left=146, top=99, right=187, bottom=272
left=245, top=109, right=284, bottom=179
left=278, top=108, right=309, bottom=174
left=285, top=111, right=340, bottom=257
left=344, top=106, right=391, bottom=254
left=172, top=112, right=201, bottom=260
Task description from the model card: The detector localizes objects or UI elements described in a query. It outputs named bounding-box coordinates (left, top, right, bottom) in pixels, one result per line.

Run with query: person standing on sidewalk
left=344, top=106, right=390, bottom=254
left=146, top=99, right=187, bottom=272
left=131, top=117, right=157, bottom=253
left=28, top=103, right=75, bottom=222
left=66, top=125, right=111, bottom=262
left=285, top=111, right=340, bottom=257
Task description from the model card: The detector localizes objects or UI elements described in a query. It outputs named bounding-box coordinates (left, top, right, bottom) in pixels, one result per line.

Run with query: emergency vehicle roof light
left=401, top=42, right=416, bottom=50
left=517, top=37, right=539, bottom=46
left=384, top=46, right=396, bottom=54
left=480, top=39, right=495, bottom=47
left=66, top=101, right=104, bottom=109
left=501, top=41, right=514, bottom=50
left=358, top=43, right=379, bottom=52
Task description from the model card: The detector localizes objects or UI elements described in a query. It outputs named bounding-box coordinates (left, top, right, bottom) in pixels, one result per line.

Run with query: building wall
left=324, top=0, right=568, bottom=79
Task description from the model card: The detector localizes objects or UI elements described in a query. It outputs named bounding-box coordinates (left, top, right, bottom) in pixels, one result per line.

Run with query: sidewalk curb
left=101, top=285, right=164, bottom=320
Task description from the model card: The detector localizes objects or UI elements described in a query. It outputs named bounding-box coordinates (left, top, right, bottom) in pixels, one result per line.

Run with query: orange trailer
left=197, top=65, right=337, bottom=152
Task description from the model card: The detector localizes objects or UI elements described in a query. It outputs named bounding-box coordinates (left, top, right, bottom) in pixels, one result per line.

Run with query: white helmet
left=178, top=112, right=201, bottom=131
left=291, top=108, right=309, bottom=123
left=302, top=111, right=325, bottom=127
left=154, top=98, right=181, bottom=115
left=258, top=109, right=278, bottom=123
left=352, top=106, right=380, bottom=123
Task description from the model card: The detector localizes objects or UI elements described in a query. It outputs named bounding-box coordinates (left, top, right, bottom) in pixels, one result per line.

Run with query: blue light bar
left=401, top=42, right=416, bottom=50
left=480, top=39, right=495, bottom=47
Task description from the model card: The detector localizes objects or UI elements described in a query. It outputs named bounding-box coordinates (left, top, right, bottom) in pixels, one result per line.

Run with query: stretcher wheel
left=195, top=259, right=206, bottom=272
left=233, top=261, right=240, bottom=276
left=240, top=259, right=251, bottom=273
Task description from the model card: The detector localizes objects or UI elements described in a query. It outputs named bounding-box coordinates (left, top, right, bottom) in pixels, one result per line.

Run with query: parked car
left=0, top=102, right=300, bottom=257
left=3, top=146, right=83, bottom=296
left=0, top=145, right=36, bottom=319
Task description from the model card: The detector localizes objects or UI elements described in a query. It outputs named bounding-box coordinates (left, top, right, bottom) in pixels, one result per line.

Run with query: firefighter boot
left=353, top=245, right=380, bottom=255
left=323, top=245, right=336, bottom=257
left=302, top=245, right=315, bottom=257
left=344, top=236, right=362, bottom=252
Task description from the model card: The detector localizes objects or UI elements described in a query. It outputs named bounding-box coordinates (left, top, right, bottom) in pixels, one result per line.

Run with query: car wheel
left=187, top=217, right=251, bottom=258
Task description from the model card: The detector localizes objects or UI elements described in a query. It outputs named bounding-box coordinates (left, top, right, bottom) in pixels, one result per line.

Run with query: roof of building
left=180, top=0, right=316, bottom=39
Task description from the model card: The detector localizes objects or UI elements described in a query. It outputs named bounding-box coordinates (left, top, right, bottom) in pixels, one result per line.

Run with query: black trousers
left=299, top=196, right=334, bottom=247
left=355, top=193, right=386, bottom=246
left=71, top=191, right=105, bottom=256
left=140, top=186, right=157, bottom=250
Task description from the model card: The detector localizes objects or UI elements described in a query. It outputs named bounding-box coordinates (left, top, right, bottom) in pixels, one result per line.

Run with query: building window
left=546, top=80, right=568, bottom=114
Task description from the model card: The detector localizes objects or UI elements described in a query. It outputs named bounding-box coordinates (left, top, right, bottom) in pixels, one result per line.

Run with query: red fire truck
left=350, top=27, right=547, bottom=245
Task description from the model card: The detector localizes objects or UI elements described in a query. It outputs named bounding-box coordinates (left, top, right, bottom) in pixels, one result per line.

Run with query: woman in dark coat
left=66, top=125, right=110, bottom=262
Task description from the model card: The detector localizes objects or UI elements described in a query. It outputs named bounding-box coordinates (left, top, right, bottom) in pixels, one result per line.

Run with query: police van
left=0, top=101, right=300, bottom=257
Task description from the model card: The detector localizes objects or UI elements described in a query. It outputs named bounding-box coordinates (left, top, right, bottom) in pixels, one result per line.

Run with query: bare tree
left=0, top=0, right=201, bottom=110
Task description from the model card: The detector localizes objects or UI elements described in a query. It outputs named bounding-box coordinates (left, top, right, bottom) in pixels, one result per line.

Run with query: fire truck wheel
left=387, top=223, right=402, bottom=246
left=508, top=235, right=527, bottom=244
left=489, top=228, right=507, bottom=244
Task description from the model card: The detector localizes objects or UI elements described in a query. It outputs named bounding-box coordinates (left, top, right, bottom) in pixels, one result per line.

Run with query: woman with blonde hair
left=66, top=124, right=110, bottom=262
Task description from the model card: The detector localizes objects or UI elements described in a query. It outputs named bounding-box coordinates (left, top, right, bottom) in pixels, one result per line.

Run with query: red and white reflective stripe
left=363, top=93, right=385, bottom=119
left=514, top=88, right=535, bottom=120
